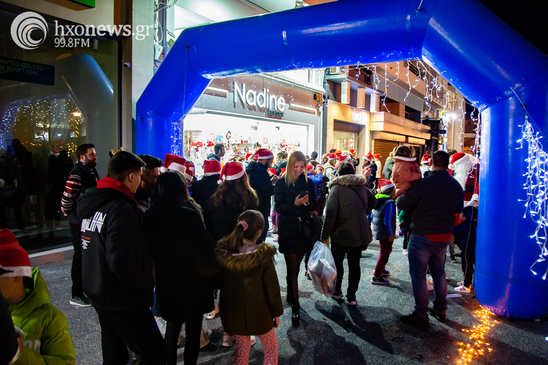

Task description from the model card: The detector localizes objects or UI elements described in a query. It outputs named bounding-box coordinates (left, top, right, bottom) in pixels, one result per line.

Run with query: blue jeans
left=408, top=234, right=449, bottom=317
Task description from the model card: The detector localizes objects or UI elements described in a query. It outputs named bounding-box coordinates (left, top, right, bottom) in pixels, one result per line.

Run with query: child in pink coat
left=391, top=146, right=422, bottom=197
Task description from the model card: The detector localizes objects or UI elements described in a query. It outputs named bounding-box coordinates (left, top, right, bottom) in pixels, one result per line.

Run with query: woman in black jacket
left=143, top=172, right=217, bottom=365
left=274, top=151, right=317, bottom=323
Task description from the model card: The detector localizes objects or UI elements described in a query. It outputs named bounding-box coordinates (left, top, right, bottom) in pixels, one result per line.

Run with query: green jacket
left=9, top=268, right=75, bottom=365
left=215, top=240, right=283, bottom=336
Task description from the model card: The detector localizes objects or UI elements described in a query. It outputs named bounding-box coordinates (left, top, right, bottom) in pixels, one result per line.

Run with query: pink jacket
left=391, top=156, right=421, bottom=197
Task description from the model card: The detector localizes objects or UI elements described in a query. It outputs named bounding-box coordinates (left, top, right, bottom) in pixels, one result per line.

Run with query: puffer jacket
left=9, top=268, right=75, bottom=364
left=215, top=240, right=283, bottom=336
left=321, top=174, right=376, bottom=248
left=322, top=161, right=335, bottom=180
left=391, top=156, right=421, bottom=197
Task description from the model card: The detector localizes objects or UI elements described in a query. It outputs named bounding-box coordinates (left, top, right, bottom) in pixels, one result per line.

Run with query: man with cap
left=246, top=148, right=277, bottom=242
left=0, top=229, right=75, bottom=364
left=192, top=159, right=222, bottom=207
left=398, top=150, right=463, bottom=327
left=61, top=143, right=99, bottom=307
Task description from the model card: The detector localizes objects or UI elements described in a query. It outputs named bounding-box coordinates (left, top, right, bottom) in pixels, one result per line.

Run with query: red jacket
left=391, top=156, right=421, bottom=197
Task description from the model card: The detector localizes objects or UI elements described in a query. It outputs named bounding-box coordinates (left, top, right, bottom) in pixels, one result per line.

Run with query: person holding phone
left=274, top=151, right=317, bottom=324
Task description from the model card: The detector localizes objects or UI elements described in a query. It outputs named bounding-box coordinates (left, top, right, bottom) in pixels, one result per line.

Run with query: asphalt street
left=40, top=235, right=548, bottom=364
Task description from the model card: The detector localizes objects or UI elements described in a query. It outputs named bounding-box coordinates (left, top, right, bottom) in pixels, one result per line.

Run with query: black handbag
left=299, top=212, right=322, bottom=241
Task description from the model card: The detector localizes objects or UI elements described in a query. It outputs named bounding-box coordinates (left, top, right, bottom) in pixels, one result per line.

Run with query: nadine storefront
left=182, top=74, right=323, bottom=176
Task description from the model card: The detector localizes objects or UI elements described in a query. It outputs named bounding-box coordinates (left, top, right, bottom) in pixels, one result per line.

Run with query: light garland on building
left=516, top=115, right=548, bottom=280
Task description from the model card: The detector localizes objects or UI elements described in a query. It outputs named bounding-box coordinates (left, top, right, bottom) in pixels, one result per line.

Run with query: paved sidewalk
left=40, top=235, right=548, bottom=364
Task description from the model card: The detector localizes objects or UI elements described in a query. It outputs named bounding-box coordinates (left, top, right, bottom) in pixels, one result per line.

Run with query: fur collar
left=215, top=240, right=277, bottom=274
left=393, top=156, right=416, bottom=162
left=328, top=174, right=367, bottom=188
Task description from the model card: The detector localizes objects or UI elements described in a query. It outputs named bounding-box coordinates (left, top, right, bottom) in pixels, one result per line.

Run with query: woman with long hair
left=274, top=151, right=317, bottom=324
left=143, top=172, right=217, bottom=365
left=204, top=162, right=259, bottom=242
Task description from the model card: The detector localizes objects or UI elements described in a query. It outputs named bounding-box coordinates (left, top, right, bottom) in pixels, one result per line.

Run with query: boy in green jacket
left=0, top=228, right=75, bottom=364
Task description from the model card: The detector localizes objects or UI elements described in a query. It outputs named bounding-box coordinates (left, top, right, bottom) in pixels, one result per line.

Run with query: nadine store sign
left=233, top=81, right=286, bottom=114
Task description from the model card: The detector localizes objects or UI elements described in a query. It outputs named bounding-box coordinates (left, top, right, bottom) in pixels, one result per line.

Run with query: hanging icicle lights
left=516, top=114, right=548, bottom=280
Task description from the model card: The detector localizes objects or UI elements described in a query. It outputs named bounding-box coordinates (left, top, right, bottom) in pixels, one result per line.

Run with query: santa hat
left=450, top=152, right=466, bottom=165
left=307, top=164, right=314, bottom=173
left=219, top=162, right=245, bottom=182
left=378, top=179, right=395, bottom=192
left=421, top=153, right=431, bottom=165
left=338, top=153, right=351, bottom=164
left=0, top=229, right=31, bottom=278
left=374, top=153, right=381, bottom=159
left=161, top=153, right=186, bottom=174
left=253, top=148, right=274, bottom=161
left=246, top=153, right=253, bottom=161
left=327, top=153, right=336, bottom=161
left=362, top=155, right=372, bottom=162
left=183, top=162, right=195, bottom=181
left=349, top=149, right=355, bottom=155
left=268, top=167, right=277, bottom=175
left=203, top=159, right=222, bottom=176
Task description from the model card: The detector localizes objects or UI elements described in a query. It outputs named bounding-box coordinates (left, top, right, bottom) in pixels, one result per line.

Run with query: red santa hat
left=362, top=155, right=372, bottom=162
left=421, top=153, right=431, bottom=165
left=338, top=153, right=351, bottom=164
left=183, top=162, right=195, bottom=181
left=162, top=153, right=186, bottom=174
left=253, top=148, right=274, bottom=161
left=349, top=149, right=355, bottom=155
left=307, top=164, right=314, bottom=173
left=327, top=153, right=336, bottom=161
left=219, top=162, right=245, bottom=183
left=203, top=159, right=222, bottom=176
left=378, top=179, right=395, bottom=192
left=374, top=153, right=381, bottom=159
left=450, top=152, right=466, bottom=165
left=268, top=167, right=277, bottom=175
left=0, top=229, right=31, bottom=278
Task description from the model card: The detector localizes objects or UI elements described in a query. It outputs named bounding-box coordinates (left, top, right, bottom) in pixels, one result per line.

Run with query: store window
left=333, top=131, right=357, bottom=151
left=0, top=7, right=119, bottom=251
left=183, top=113, right=311, bottom=177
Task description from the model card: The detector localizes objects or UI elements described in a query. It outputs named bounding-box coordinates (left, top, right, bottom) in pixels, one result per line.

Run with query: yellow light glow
left=455, top=306, right=498, bottom=364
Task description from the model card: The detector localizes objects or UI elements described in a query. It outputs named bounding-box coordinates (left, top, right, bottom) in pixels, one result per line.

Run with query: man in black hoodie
left=61, top=143, right=99, bottom=307
left=78, top=151, right=166, bottom=365
left=246, top=149, right=277, bottom=242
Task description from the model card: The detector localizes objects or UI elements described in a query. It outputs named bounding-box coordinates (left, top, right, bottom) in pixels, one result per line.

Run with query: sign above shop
left=233, top=81, right=285, bottom=113
left=352, top=111, right=367, bottom=124
left=0, top=57, right=54, bottom=85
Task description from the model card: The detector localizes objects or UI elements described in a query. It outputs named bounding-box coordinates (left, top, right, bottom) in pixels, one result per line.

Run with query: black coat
left=77, top=179, right=153, bottom=311
left=274, top=174, right=317, bottom=254
left=204, top=197, right=258, bottom=242
left=192, top=174, right=220, bottom=208
left=143, top=202, right=217, bottom=321
left=246, top=161, right=274, bottom=214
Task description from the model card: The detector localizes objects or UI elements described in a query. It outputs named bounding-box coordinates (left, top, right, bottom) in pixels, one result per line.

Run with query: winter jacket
left=246, top=161, right=274, bottom=214
left=372, top=194, right=396, bottom=241
left=192, top=174, right=220, bottom=208
left=275, top=160, right=287, bottom=176
left=9, top=268, right=75, bottom=365
left=397, top=170, right=464, bottom=235
left=382, top=157, right=394, bottom=179
left=452, top=217, right=477, bottom=254
left=1, top=291, right=18, bottom=364
left=215, top=240, right=283, bottom=336
left=307, top=172, right=323, bottom=198
left=321, top=174, right=376, bottom=248
left=322, top=162, right=335, bottom=180
left=78, top=177, right=154, bottom=311
left=133, top=186, right=150, bottom=213
left=204, top=197, right=258, bottom=242
left=207, top=153, right=221, bottom=161
left=143, top=202, right=217, bottom=321
left=274, top=174, right=317, bottom=254
left=317, top=175, right=329, bottom=203
left=61, top=162, right=99, bottom=224
left=391, top=156, right=421, bottom=197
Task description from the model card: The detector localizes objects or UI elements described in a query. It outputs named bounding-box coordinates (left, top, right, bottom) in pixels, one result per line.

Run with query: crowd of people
left=0, top=142, right=479, bottom=364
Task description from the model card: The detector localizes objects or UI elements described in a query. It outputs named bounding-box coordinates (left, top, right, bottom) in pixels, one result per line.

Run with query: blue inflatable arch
left=137, top=0, right=548, bottom=318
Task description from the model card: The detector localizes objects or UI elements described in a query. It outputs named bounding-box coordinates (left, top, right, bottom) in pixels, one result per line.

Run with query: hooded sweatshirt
left=9, top=268, right=75, bottom=364
left=215, top=240, right=283, bottom=336
left=391, top=156, right=421, bottom=197
left=77, top=177, right=154, bottom=310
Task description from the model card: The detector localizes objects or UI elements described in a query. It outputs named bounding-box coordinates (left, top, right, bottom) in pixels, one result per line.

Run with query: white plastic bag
left=307, top=241, right=337, bottom=296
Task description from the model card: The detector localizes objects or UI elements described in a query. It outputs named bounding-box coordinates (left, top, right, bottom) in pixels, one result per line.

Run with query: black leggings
left=164, top=314, right=202, bottom=365
left=284, top=253, right=304, bottom=305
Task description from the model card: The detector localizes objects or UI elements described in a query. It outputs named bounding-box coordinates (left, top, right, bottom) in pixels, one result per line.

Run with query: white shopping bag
left=307, top=241, right=337, bottom=296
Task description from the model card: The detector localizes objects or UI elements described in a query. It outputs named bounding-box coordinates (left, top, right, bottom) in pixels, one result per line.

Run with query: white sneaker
left=250, top=336, right=256, bottom=346
left=455, top=285, right=471, bottom=293
left=457, top=281, right=464, bottom=286
left=402, top=249, right=408, bottom=256
left=222, top=332, right=234, bottom=347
